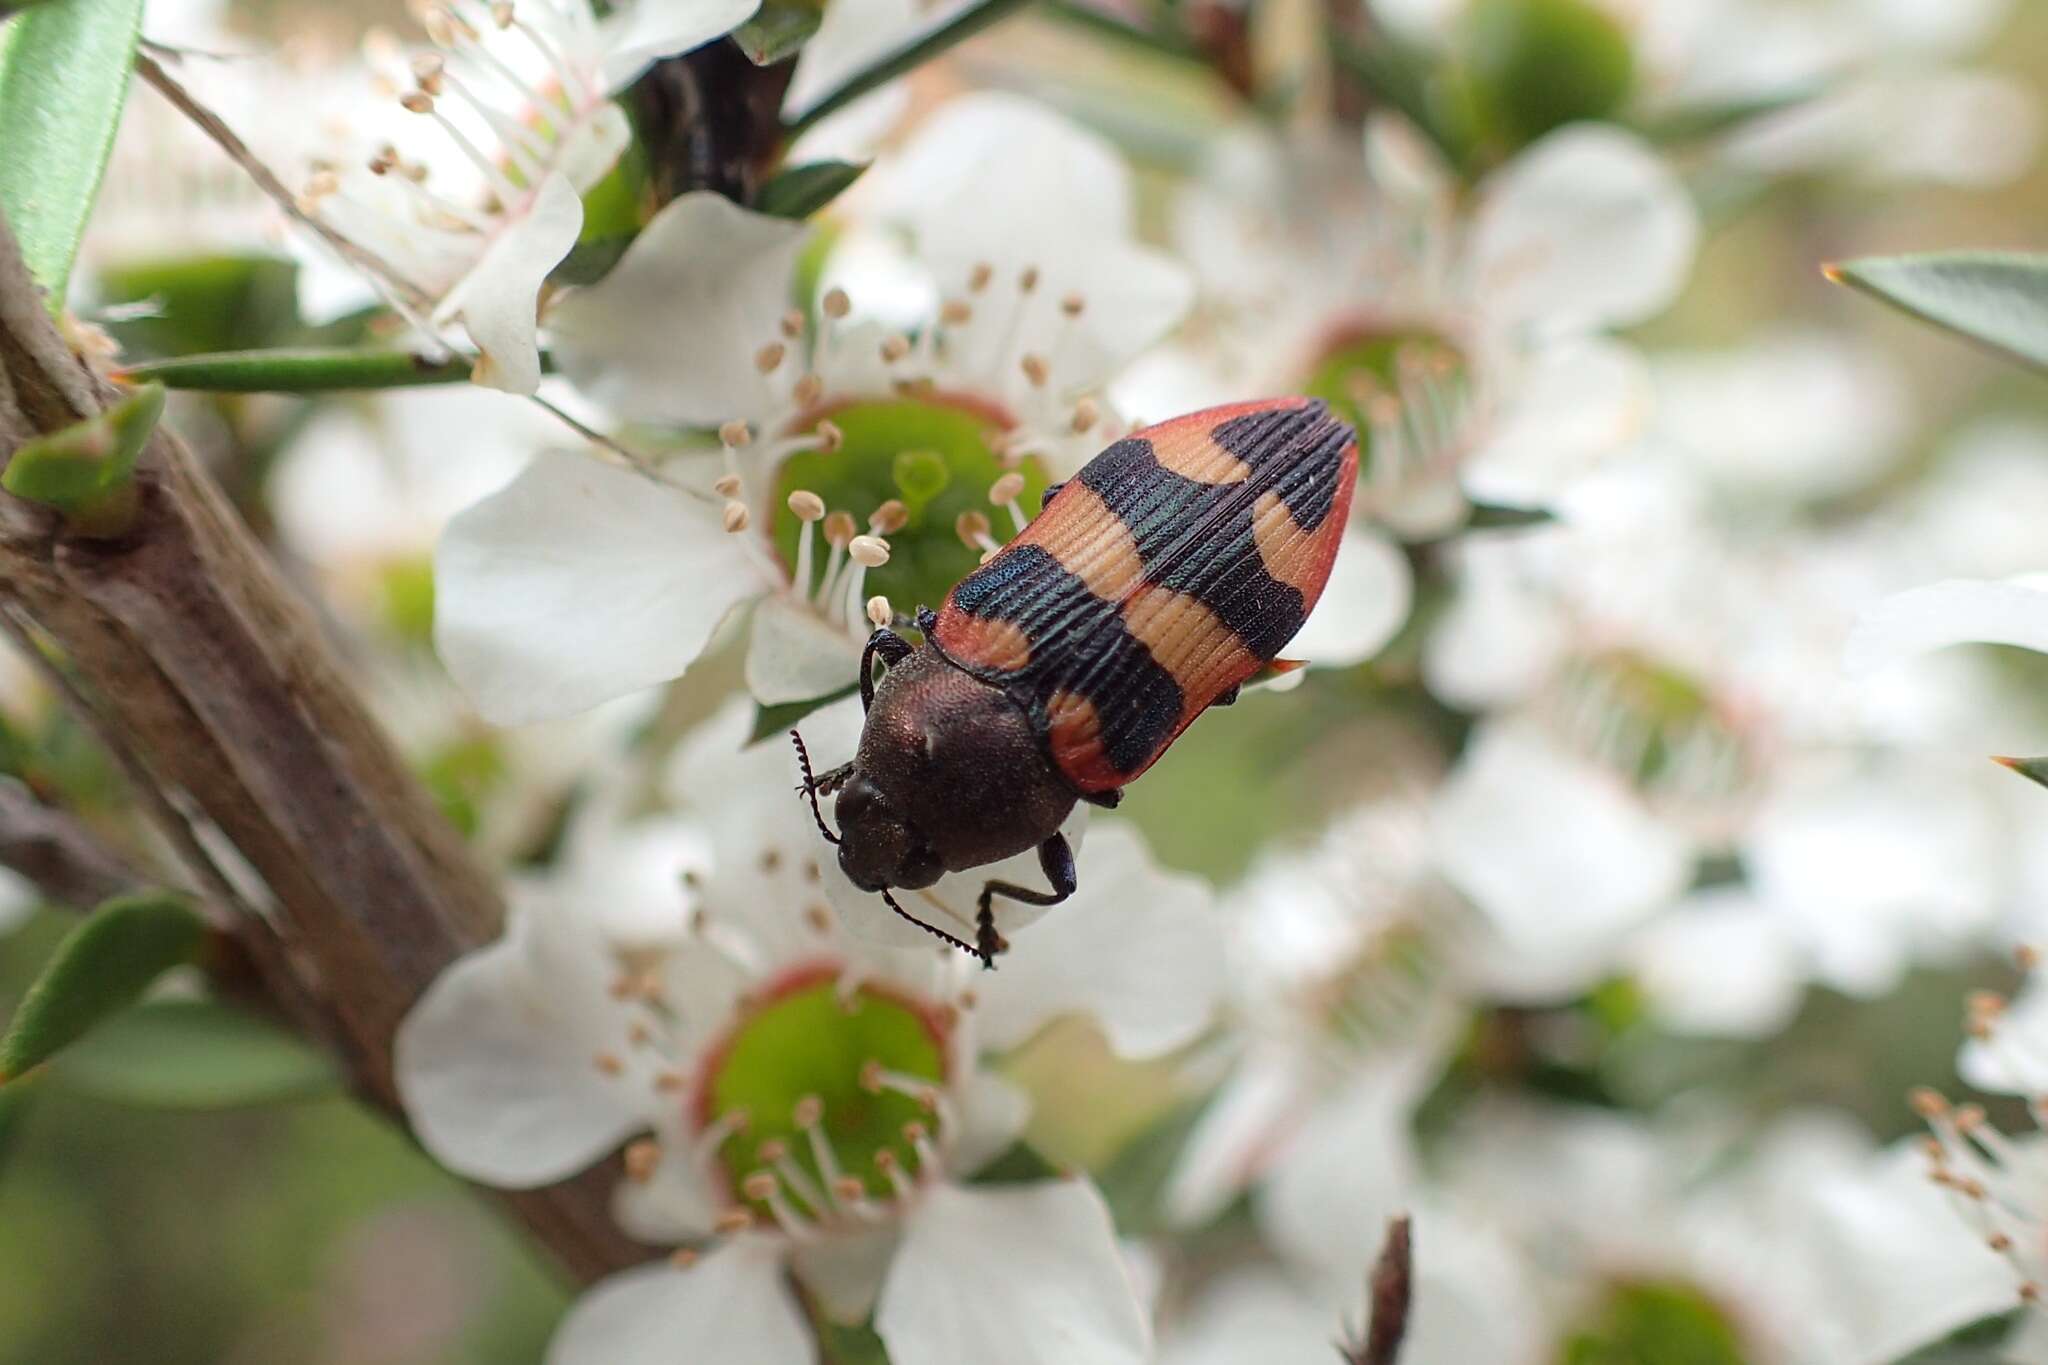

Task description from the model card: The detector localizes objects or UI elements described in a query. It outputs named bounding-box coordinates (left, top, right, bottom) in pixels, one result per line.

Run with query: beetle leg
left=972, top=832, right=1077, bottom=970
left=1039, top=480, right=1066, bottom=511
left=879, top=888, right=980, bottom=959
left=1212, top=683, right=1241, bottom=708
left=788, top=729, right=843, bottom=846
left=914, top=605, right=939, bottom=636
left=1080, top=787, right=1123, bottom=809
left=860, top=627, right=915, bottom=712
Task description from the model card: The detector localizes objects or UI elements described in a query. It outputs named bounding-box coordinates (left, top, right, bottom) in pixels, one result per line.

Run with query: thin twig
left=526, top=394, right=710, bottom=500
left=0, top=778, right=139, bottom=909
left=1343, top=1215, right=1414, bottom=1365
left=132, top=52, right=449, bottom=352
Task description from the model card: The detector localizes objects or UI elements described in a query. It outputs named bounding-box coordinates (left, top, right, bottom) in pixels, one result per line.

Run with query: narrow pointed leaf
left=1637, top=85, right=1816, bottom=146
left=1994, top=756, right=2048, bottom=792
left=1, top=381, right=162, bottom=534
left=783, top=0, right=1034, bottom=133
left=733, top=3, right=822, bottom=64
left=1826, top=252, right=2048, bottom=374
left=49, top=998, right=340, bottom=1108
left=114, top=348, right=485, bottom=392
left=755, top=159, right=868, bottom=220
left=1465, top=500, right=1556, bottom=531
left=748, top=683, right=859, bottom=745
left=0, top=0, right=145, bottom=304
left=0, top=892, right=205, bottom=1083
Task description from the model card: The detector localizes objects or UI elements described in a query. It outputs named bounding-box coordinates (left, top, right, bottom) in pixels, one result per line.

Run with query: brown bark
left=0, top=207, right=644, bottom=1283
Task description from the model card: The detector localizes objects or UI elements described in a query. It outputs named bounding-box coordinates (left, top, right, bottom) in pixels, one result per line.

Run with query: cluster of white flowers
left=38, top=0, right=2048, bottom=1360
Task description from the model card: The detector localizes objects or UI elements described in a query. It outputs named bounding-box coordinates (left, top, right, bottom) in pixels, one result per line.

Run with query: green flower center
left=1557, top=1280, right=1747, bottom=1365
left=1562, top=649, right=1751, bottom=797
left=772, top=397, right=1049, bottom=614
left=1463, top=0, right=1637, bottom=152
left=1303, top=325, right=1470, bottom=477
left=698, top=968, right=950, bottom=1208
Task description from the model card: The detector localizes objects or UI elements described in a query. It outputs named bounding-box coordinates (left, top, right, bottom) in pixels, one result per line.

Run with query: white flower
left=397, top=700, right=1225, bottom=1363
left=1848, top=575, right=2048, bottom=677
left=295, top=0, right=756, bottom=392
left=440, top=98, right=1193, bottom=725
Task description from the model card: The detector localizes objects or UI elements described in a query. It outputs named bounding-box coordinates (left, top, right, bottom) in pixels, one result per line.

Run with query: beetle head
left=834, top=772, right=945, bottom=892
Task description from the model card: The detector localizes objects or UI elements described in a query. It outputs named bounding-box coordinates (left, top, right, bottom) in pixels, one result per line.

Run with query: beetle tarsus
left=972, top=832, right=1077, bottom=969
left=1039, top=480, right=1065, bottom=511
left=914, top=605, right=938, bottom=635
left=1213, top=683, right=1241, bottom=707
left=1080, top=787, right=1123, bottom=809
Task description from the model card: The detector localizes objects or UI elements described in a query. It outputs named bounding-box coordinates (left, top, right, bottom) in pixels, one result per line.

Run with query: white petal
left=435, top=173, right=583, bottom=395
left=0, top=865, right=35, bottom=935
left=1163, top=1052, right=1307, bottom=1229
left=792, top=1228, right=898, bottom=1324
left=550, top=192, right=808, bottom=426
left=1625, top=887, right=1807, bottom=1039
left=1845, top=577, right=2048, bottom=675
left=1156, top=1270, right=1337, bottom=1365
left=782, top=0, right=967, bottom=121
left=610, top=1139, right=722, bottom=1244
left=1799, top=1143, right=2019, bottom=1365
left=395, top=901, right=654, bottom=1187
left=877, top=1181, right=1149, bottom=1365
left=435, top=451, right=761, bottom=725
left=547, top=1237, right=814, bottom=1365
left=1463, top=337, right=1650, bottom=506
left=1959, top=977, right=2048, bottom=1096
left=972, top=823, right=1225, bottom=1060
left=745, top=596, right=864, bottom=706
left=950, top=1069, right=1033, bottom=1174
left=1258, top=1063, right=1423, bottom=1284
left=1280, top=527, right=1412, bottom=668
left=1431, top=722, right=1691, bottom=980
left=600, top=0, right=762, bottom=92
left=1472, top=126, right=1699, bottom=337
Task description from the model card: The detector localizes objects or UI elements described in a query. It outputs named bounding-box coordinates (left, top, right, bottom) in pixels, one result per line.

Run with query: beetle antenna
left=789, top=729, right=841, bottom=846
left=879, top=888, right=983, bottom=961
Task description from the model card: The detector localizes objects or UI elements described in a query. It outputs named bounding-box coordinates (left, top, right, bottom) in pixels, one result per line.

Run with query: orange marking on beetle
left=1046, top=688, right=1120, bottom=787
left=1149, top=429, right=1250, bottom=485
left=939, top=614, right=1033, bottom=673
left=1024, top=483, right=1144, bottom=603
left=1123, top=585, right=1265, bottom=731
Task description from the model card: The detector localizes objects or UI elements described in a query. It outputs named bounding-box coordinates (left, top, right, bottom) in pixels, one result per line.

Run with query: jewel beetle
left=794, top=396, right=1359, bottom=967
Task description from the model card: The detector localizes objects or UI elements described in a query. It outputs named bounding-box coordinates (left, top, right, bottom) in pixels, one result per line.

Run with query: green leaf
left=1465, top=500, right=1556, bottom=531
left=0, top=0, right=146, bottom=305
left=748, top=683, right=859, bottom=745
left=50, top=998, right=340, bottom=1108
left=1637, top=85, right=1816, bottom=146
left=733, top=2, right=822, bottom=65
left=755, top=159, right=869, bottom=221
left=1825, top=252, right=2048, bottom=374
left=0, top=892, right=205, bottom=1083
left=0, top=381, right=163, bottom=535
left=97, top=254, right=304, bottom=357
left=1330, top=31, right=1475, bottom=178
left=1095, top=1097, right=1211, bottom=1234
left=967, top=1140, right=1063, bottom=1184
left=783, top=0, right=1033, bottom=133
left=114, top=348, right=480, bottom=392
left=1994, top=756, right=2048, bottom=792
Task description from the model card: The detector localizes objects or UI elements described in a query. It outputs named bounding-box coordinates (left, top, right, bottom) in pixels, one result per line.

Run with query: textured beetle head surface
left=834, top=773, right=945, bottom=892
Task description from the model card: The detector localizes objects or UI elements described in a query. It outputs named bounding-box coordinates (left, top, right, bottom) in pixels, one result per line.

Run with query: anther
left=757, top=1138, right=790, bottom=1164
left=1060, top=291, right=1085, bottom=317
left=722, top=502, right=750, bottom=534
left=880, top=334, right=911, bottom=363
left=719, top=419, right=752, bottom=448
left=793, top=374, right=825, bottom=407
left=824, top=511, right=856, bottom=547
left=625, top=1139, right=662, bottom=1182
left=1070, top=398, right=1099, bottom=433
left=968, top=262, right=993, bottom=292
left=399, top=91, right=435, bottom=114
left=832, top=1175, right=867, bottom=1204
left=593, top=1051, right=624, bottom=1077
left=1019, top=266, right=1040, bottom=293
left=742, top=1171, right=779, bottom=1202
left=654, top=1070, right=685, bottom=1092
left=793, top=1095, right=825, bottom=1128
left=780, top=309, right=806, bottom=339
left=860, top=1059, right=885, bottom=1094
left=866, top=596, right=893, bottom=628
left=955, top=510, right=991, bottom=547
left=1990, top=1232, right=2016, bottom=1252
left=2019, top=944, right=2041, bottom=971
left=805, top=903, right=834, bottom=934
left=866, top=500, right=907, bottom=535
left=815, top=419, right=844, bottom=454
left=669, top=1248, right=699, bottom=1270
left=941, top=300, right=973, bottom=325
left=410, top=53, right=446, bottom=94
left=788, top=489, right=826, bottom=522
left=1020, top=354, right=1049, bottom=387
left=822, top=288, right=851, bottom=319
left=1910, top=1087, right=1952, bottom=1119
left=755, top=342, right=787, bottom=373
left=848, top=535, right=890, bottom=568
left=627, top=1020, right=653, bottom=1047
left=989, top=472, right=1025, bottom=505
left=713, top=473, right=743, bottom=498
left=490, top=1, right=514, bottom=27
left=715, top=1208, right=754, bottom=1234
